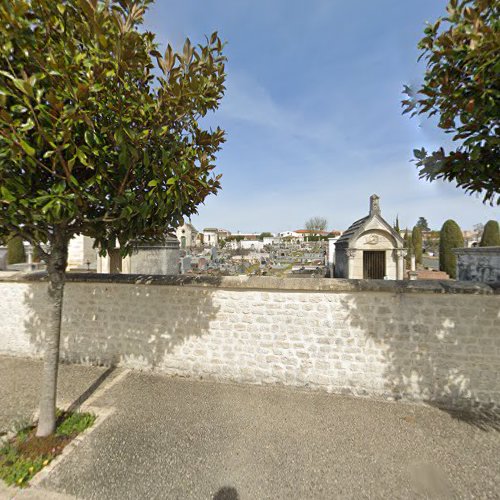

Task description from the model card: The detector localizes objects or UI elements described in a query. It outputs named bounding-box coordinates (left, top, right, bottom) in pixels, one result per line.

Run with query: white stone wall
left=0, top=278, right=499, bottom=409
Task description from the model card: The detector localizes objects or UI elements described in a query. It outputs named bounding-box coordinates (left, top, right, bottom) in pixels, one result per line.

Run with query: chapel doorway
left=363, top=251, right=385, bottom=279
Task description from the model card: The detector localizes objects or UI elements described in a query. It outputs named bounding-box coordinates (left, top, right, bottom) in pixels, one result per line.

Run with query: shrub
left=479, top=220, right=500, bottom=247
left=404, top=230, right=413, bottom=268
left=412, top=226, right=423, bottom=265
left=7, top=236, right=26, bottom=265
left=439, top=220, right=464, bottom=278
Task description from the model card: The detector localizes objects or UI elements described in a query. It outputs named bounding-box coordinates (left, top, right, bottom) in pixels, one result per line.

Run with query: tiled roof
left=335, top=216, right=369, bottom=244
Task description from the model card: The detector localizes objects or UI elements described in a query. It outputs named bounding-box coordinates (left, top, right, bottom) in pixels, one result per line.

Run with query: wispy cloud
left=145, top=0, right=498, bottom=233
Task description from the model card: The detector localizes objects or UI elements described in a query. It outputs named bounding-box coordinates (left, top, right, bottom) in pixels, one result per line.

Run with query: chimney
left=369, top=194, right=380, bottom=216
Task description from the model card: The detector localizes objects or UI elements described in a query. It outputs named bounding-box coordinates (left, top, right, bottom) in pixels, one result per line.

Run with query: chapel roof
left=335, top=195, right=403, bottom=247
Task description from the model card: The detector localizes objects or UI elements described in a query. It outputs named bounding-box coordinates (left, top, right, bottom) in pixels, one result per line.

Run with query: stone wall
left=0, top=274, right=499, bottom=409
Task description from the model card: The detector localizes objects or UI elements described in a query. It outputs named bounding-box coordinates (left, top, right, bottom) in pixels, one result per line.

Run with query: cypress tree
left=412, top=226, right=423, bottom=265
left=439, top=220, right=464, bottom=279
left=479, top=220, right=500, bottom=247
left=394, top=215, right=400, bottom=233
left=7, top=235, right=26, bottom=265
left=404, top=229, right=413, bottom=269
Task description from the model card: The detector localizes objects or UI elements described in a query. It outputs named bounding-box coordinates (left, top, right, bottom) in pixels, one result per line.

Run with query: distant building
left=278, top=231, right=302, bottom=239
left=240, top=240, right=264, bottom=251
left=462, top=230, right=480, bottom=248
left=232, top=232, right=260, bottom=240
left=262, top=236, right=278, bottom=245
left=176, top=223, right=199, bottom=249
left=202, top=228, right=231, bottom=246
left=334, top=195, right=406, bottom=280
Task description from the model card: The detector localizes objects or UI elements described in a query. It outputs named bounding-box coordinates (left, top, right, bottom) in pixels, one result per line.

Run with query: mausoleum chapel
left=334, top=195, right=405, bottom=280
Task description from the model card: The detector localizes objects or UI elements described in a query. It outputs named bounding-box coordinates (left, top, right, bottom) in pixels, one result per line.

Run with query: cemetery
left=0, top=0, right=498, bottom=498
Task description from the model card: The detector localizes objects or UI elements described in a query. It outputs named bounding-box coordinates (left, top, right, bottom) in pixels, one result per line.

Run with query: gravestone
left=129, top=237, right=180, bottom=275
left=454, top=247, right=500, bottom=283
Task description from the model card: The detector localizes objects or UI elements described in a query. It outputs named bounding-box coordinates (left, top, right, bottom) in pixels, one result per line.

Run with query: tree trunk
left=36, top=231, right=68, bottom=437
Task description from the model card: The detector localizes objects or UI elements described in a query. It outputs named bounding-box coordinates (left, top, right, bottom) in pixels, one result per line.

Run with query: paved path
left=1, top=357, right=500, bottom=499
left=0, top=356, right=112, bottom=436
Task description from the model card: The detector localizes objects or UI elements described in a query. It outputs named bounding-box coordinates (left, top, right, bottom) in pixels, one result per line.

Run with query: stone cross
left=369, top=194, right=380, bottom=216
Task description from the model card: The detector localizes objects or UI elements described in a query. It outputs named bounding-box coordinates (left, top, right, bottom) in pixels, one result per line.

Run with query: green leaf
left=19, top=139, right=35, bottom=157
left=143, top=149, right=150, bottom=167
left=1, top=186, right=16, bottom=202
left=76, top=149, right=88, bottom=166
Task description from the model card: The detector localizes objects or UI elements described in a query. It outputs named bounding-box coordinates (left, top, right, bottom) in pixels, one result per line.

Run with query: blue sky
left=143, top=0, right=498, bottom=233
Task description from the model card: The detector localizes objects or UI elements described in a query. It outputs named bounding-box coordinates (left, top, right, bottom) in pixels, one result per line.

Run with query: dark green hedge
left=479, top=220, right=500, bottom=247
left=439, top=220, right=463, bottom=279
left=7, top=235, right=26, bottom=265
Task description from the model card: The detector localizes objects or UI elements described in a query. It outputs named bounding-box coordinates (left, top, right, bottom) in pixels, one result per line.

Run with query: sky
left=143, top=0, right=498, bottom=233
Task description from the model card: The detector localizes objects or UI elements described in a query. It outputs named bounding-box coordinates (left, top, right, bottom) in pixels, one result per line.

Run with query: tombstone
left=67, top=235, right=97, bottom=270
left=97, top=236, right=180, bottom=275
left=129, top=237, right=180, bottom=275
left=454, top=247, right=500, bottom=283
left=0, top=247, right=7, bottom=271
left=180, top=256, right=192, bottom=274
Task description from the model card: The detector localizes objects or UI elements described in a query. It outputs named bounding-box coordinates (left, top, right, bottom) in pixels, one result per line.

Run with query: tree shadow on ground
left=338, top=286, right=500, bottom=432
left=66, top=366, right=115, bottom=413
left=431, top=405, right=500, bottom=432
left=23, top=274, right=221, bottom=374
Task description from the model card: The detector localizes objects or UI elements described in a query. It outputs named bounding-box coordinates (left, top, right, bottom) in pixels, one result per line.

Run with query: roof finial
left=370, top=194, right=380, bottom=216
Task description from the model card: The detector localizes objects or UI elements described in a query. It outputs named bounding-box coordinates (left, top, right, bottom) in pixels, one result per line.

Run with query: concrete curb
left=26, top=406, right=115, bottom=491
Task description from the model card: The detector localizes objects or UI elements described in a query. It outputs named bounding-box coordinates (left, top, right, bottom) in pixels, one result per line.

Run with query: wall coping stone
left=0, top=271, right=498, bottom=295
left=453, top=246, right=500, bottom=254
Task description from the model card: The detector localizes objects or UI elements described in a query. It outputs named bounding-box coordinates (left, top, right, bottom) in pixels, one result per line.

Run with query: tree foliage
left=393, top=215, right=400, bottom=233
left=412, top=226, right=423, bottom=265
left=415, top=217, right=430, bottom=231
left=423, top=230, right=440, bottom=254
left=7, top=235, right=25, bottom=264
left=0, top=0, right=226, bottom=252
left=479, top=219, right=500, bottom=246
left=404, top=229, right=413, bottom=268
left=305, top=217, right=328, bottom=233
left=403, top=0, right=500, bottom=205
left=0, top=0, right=226, bottom=436
left=439, top=219, right=464, bottom=278
left=473, top=222, right=485, bottom=239
left=259, top=232, right=273, bottom=240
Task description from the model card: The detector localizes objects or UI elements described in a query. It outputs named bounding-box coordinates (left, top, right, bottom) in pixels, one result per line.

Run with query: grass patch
left=0, top=410, right=96, bottom=488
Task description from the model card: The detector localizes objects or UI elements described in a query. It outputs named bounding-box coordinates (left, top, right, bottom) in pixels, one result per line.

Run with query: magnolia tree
left=0, top=0, right=226, bottom=436
left=403, top=0, right=499, bottom=204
